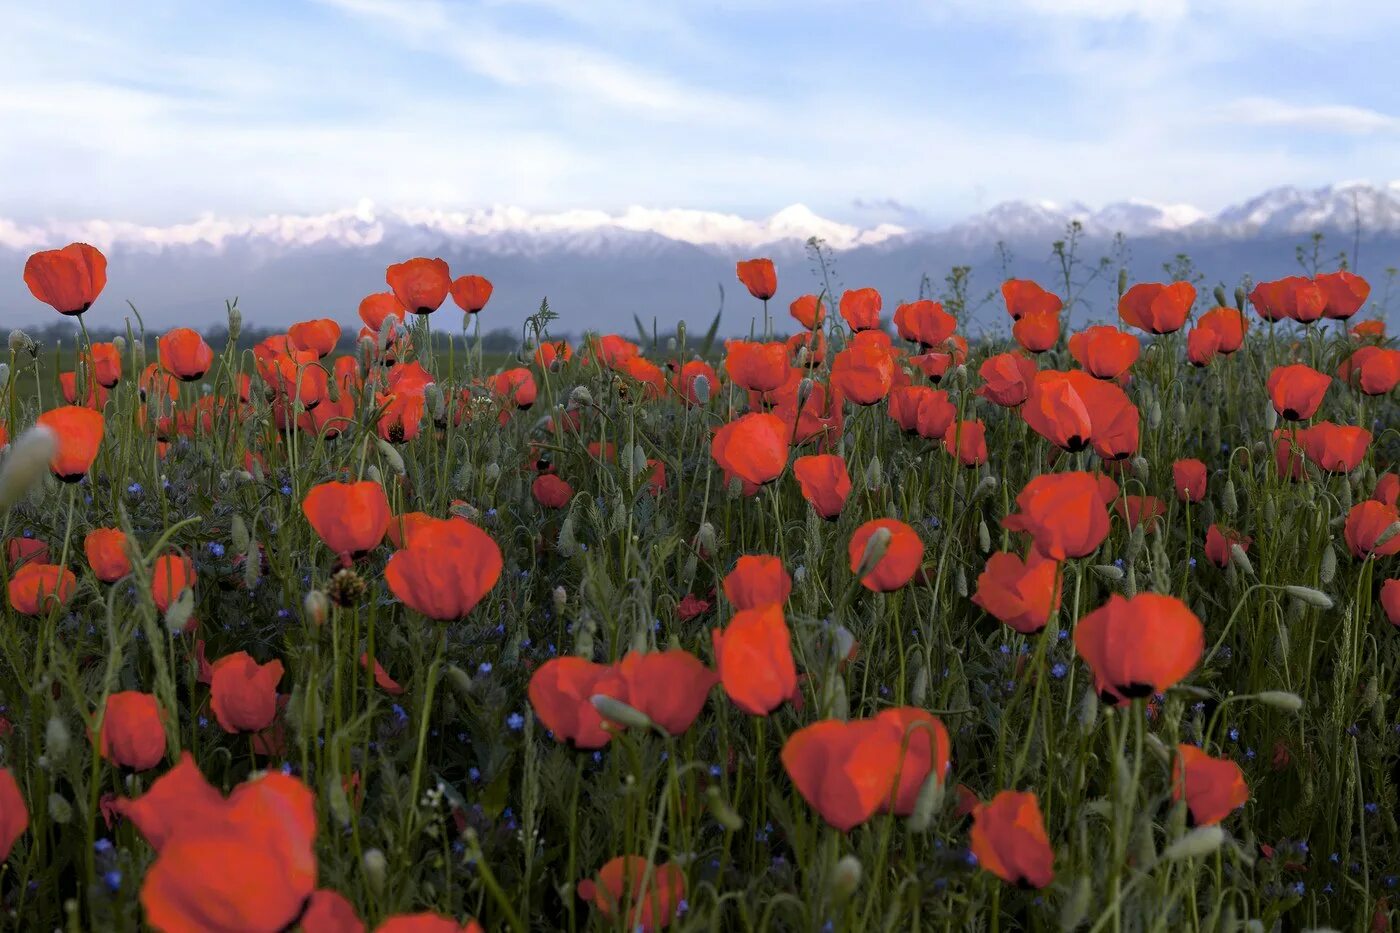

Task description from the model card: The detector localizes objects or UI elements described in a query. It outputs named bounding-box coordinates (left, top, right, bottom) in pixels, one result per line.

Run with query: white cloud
left=1213, top=98, right=1400, bottom=135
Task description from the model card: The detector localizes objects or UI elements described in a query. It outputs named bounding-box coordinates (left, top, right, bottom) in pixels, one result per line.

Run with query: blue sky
left=2, top=0, right=1397, bottom=227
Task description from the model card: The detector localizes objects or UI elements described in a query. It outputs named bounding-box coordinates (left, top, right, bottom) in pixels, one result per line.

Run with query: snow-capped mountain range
left=2, top=183, right=1397, bottom=332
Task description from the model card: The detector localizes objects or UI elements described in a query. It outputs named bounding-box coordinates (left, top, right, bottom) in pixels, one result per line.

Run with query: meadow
left=0, top=240, right=1398, bottom=932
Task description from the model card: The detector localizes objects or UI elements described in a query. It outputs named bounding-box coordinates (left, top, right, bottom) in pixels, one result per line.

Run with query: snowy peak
left=1, top=183, right=1399, bottom=258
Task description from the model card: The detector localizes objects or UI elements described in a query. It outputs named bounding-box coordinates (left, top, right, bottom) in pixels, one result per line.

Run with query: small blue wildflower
left=208, top=542, right=225, bottom=558
left=103, top=871, right=122, bottom=892
left=280, top=484, right=292, bottom=495
left=1051, top=662, right=1067, bottom=679
left=127, top=482, right=143, bottom=496
left=507, top=712, right=525, bottom=731
left=94, top=839, right=113, bottom=853
left=468, top=767, right=481, bottom=782
left=478, top=662, right=493, bottom=674
left=1227, top=727, right=1239, bottom=742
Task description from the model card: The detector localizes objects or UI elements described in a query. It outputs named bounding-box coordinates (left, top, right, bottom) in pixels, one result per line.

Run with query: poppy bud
left=906, top=770, right=945, bottom=832
left=0, top=425, right=57, bottom=510
left=303, top=590, right=329, bottom=626
left=1283, top=585, right=1332, bottom=610
left=1234, top=285, right=1247, bottom=311
left=1255, top=690, right=1303, bottom=712
left=46, top=716, right=71, bottom=764
left=1161, top=825, right=1224, bottom=861
left=1229, top=543, right=1253, bottom=576
left=1059, top=876, right=1092, bottom=931
left=163, top=588, right=195, bottom=634
left=1117, top=268, right=1128, bottom=297
left=692, top=374, right=710, bottom=404
left=48, top=793, right=72, bottom=824
left=705, top=785, right=743, bottom=832
left=831, top=855, right=862, bottom=901
left=363, top=849, right=387, bottom=896
left=854, top=527, right=892, bottom=579
left=552, top=586, right=568, bottom=616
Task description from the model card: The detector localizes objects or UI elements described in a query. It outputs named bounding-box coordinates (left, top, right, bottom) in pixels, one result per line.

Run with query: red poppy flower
left=887, top=385, right=933, bottom=433
left=360, top=654, right=404, bottom=695
left=677, top=593, right=711, bottom=622
left=0, top=770, right=28, bottom=862
left=83, top=342, right=123, bottom=388
left=1316, top=269, right=1370, bottom=319
left=209, top=652, right=284, bottom=733
left=874, top=707, right=952, bottom=815
left=534, top=340, right=572, bottom=369
left=1266, top=364, right=1330, bottom=421
left=668, top=359, right=716, bottom=406
left=615, top=356, right=665, bottom=400
left=723, top=555, right=792, bottom=610
left=1020, top=371, right=1093, bottom=451
left=893, top=300, right=957, bottom=349
left=789, top=294, right=825, bottom=330
left=7, top=563, right=76, bottom=615
left=1204, top=524, right=1251, bottom=568
left=23, top=242, right=107, bottom=315
left=1173, top=459, right=1207, bottom=503
left=149, top=553, right=195, bottom=619
left=972, top=551, right=1061, bottom=635
left=978, top=352, right=1037, bottom=407
left=98, top=691, right=167, bottom=771
left=490, top=367, right=537, bottom=410
left=1300, top=422, right=1371, bottom=473
left=736, top=259, right=777, bottom=301
left=1115, top=495, right=1166, bottom=532
left=7, top=539, right=46, bottom=571
left=779, top=718, right=896, bottom=831
left=969, top=791, right=1055, bottom=889
left=589, top=334, right=641, bottom=368
left=35, top=406, right=104, bottom=481
left=386, top=517, right=503, bottom=619
left=724, top=340, right=790, bottom=393
left=1249, top=277, right=1324, bottom=323
left=711, top=413, right=789, bottom=488
left=1068, top=325, right=1139, bottom=379
left=528, top=657, right=622, bottom=748
left=1003, top=472, right=1111, bottom=560
left=359, top=291, right=407, bottom=331
left=156, top=328, right=215, bottom=382
left=1186, top=327, right=1219, bottom=367
left=1001, top=279, right=1062, bottom=321
left=1382, top=579, right=1400, bottom=626
left=915, top=389, right=957, bottom=440
left=580, top=856, right=686, bottom=932
left=831, top=344, right=894, bottom=405
left=301, top=890, right=365, bottom=933
left=376, top=388, right=426, bottom=444
left=287, top=319, right=342, bottom=359
left=112, top=752, right=224, bottom=850
left=838, top=287, right=882, bottom=331
left=1196, top=307, right=1247, bottom=353
left=302, top=481, right=392, bottom=560
left=944, top=419, right=988, bottom=467
left=1344, top=500, right=1400, bottom=558
left=711, top=603, right=798, bottom=716
left=793, top=454, right=851, bottom=519
left=1339, top=346, right=1400, bottom=396
left=848, top=519, right=924, bottom=591
left=450, top=274, right=494, bottom=314
left=59, top=370, right=109, bottom=408
left=386, top=257, right=451, bottom=314
left=1012, top=311, right=1060, bottom=353
left=610, top=650, right=718, bottom=736
left=1273, top=429, right=1306, bottom=481
left=1173, top=745, right=1248, bottom=826
left=139, top=769, right=317, bottom=933
left=1118, top=281, right=1195, bottom=334
left=532, top=474, right=573, bottom=509
left=1353, top=319, right=1385, bottom=339
left=1074, top=593, right=1204, bottom=704
left=1376, top=473, right=1400, bottom=508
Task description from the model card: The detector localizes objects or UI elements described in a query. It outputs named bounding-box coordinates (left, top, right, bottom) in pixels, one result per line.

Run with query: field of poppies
left=0, top=241, right=1398, bottom=932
